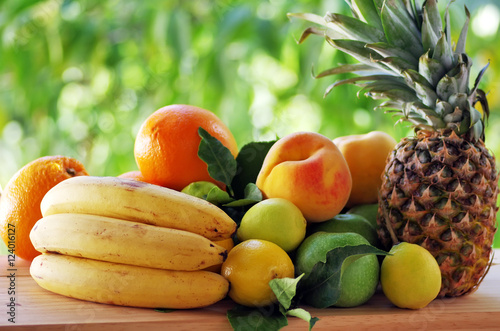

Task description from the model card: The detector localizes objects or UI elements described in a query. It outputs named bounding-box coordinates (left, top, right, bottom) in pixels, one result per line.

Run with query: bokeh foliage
left=1, top=0, right=499, bottom=247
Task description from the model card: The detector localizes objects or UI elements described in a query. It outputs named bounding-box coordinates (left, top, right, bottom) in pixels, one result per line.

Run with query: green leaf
left=223, top=199, right=256, bottom=207
left=287, top=12, right=352, bottom=41
left=227, top=304, right=288, bottom=331
left=348, top=0, right=383, bottom=30
left=228, top=274, right=319, bottom=331
left=421, top=0, right=442, bottom=52
left=359, top=80, right=418, bottom=104
left=326, top=39, right=385, bottom=69
left=366, top=42, right=419, bottom=66
left=326, top=74, right=401, bottom=89
left=455, top=6, right=470, bottom=54
left=287, top=12, right=327, bottom=28
left=402, top=69, right=438, bottom=107
left=374, top=56, right=417, bottom=74
left=223, top=183, right=263, bottom=207
left=198, top=127, right=237, bottom=194
left=418, top=51, right=447, bottom=87
left=326, top=74, right=405, bottom=99
left=286, top=308, right=319, bottom=331
left=296, top=26, right=327, bottom=44
left=432, top=32, right=454, bottom=71
left=436, top=75, right=458, bottom=102
left=300, top=244, right=389, bottom=309
left=323, top=13, right=386, bottom=43
left=231, top=140, right=276, bottom=199
left=471, top=62, right=490, bottom=97
left=374, top=0, right=423, bottom=56
left=314, top=63, right=379, bottom=79
left=269, top=274, right=304, bottom=310
left=244, top=183, right=263, bottom=201
left=205, top=186, right=234, bottom=205
left=154, top=308, right=176, bottom=313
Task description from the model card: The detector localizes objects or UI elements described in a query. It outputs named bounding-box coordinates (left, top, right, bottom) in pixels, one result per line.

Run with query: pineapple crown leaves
left=288, top=0, right=491, bottom=141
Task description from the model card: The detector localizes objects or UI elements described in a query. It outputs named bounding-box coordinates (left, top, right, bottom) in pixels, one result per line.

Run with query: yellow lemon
left=381, top=242, right=441, bottom=309
left=203, top=238, right=235, bottom=273
left=221, top=239, right=294, bottom=307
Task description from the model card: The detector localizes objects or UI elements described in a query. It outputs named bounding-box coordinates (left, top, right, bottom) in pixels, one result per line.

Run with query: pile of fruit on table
left=0, top=0, right=498, bottom=330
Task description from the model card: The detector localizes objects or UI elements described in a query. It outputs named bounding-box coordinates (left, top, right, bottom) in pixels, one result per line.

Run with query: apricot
left=333, top=131, right=397, bottom=208
left=256, top=131, right=352, bottom=223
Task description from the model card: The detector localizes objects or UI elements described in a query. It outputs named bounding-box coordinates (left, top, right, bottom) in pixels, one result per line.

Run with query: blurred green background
left=0, top=0, right=499, bottom=251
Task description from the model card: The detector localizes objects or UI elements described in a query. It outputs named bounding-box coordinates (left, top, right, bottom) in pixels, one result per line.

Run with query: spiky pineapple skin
left=377, top=129, right=498, bottom=297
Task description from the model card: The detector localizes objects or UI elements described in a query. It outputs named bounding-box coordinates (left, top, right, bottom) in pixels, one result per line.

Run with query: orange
left=117, top=170, right=148, bottom=183
left=134, top=104, right=238, bottom=191
left=0, top=156, right=88, bottom=261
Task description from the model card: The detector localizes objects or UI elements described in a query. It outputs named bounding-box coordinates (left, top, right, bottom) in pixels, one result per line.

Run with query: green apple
left=346, top=203, right=379, bottom=229
left=307, top=213, right=379, bottom=247
left=295, top=232, right=380, bottom=307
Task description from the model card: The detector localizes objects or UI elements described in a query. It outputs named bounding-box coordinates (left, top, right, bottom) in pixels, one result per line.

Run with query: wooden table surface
left=1, top=250, right=499, bottom=330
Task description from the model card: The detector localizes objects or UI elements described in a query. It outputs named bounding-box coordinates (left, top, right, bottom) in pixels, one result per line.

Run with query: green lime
left=295, top=232, right=380, bottom=308
left=237, top=198, right=307, bottom=252
left=308, top=213, right=379, bottom=246
left=346, top=203, right=379, bottom=229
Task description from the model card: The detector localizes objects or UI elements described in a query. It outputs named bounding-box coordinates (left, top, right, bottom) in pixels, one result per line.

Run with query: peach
left=333, top=131, right=397, bottom=208
left=256, top=131, right=352, bottom=223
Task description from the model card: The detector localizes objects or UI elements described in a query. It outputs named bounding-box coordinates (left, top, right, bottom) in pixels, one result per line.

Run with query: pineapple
left=290, top=0, right=498, bottom=297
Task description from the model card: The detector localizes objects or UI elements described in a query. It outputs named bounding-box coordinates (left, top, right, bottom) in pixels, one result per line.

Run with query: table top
left=1, top=250, right=499, bottom=330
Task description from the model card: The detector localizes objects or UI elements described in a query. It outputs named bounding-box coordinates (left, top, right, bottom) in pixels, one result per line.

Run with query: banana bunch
left=30, top=176, right=237, bottom=309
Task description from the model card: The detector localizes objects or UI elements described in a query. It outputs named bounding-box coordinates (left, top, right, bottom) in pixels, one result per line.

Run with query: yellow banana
left=40, top=176, right=236, bottom=241
left=30, top=213, right=228, bottom=271
left=30, top=253, right=229, bottom=309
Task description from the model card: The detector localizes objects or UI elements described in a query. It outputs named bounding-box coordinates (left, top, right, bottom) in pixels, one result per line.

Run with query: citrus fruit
left=237, top=198, right=307, bottom=252
left=295, top=232, right=380, bottom=307
left=0, top=156, right=88, bottom=261
left=381, top=242, right=441, bottom=309
left=204, top=237, right=235, bottom=273
left=346, top=203, right=378, bottom=229
left=117, top=170, right=148, bottom=182
left=307, top=213, right=379, bottom=247
left=221, top=239, right=294, bottom=307
left=134, top=104, right=238, bottom=191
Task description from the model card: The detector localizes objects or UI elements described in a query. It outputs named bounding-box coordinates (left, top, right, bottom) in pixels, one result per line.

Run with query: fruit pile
left=0, top=0, right=498, bottom=329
